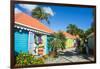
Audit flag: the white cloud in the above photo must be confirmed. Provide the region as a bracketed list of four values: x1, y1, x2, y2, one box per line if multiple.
[43, 7, 54, 16]
[19, 4, 38, 11]
[15, 8, 22, 14]
[15, 4, 55, 16]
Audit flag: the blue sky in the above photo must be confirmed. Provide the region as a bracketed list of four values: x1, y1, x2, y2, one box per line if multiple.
[15, 4, 94, 32]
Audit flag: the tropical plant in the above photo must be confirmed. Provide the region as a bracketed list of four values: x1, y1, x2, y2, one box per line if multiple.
[85, 28, 92, 37]
[15, 52, 44, 66]
[66, 24, 78, 35]
[38, 46, 44, 48]
[77, 28, 84, 40]
[32, 6, 51, 24]
[84, 23, 95, 39]
[16, 52, 34, 66]
[55, 31, 66, 50]
[49, 38, 63, 57]
[49, 32, 66, 57]
[42, 54, 49, 59]
[66, 24, 85, 40]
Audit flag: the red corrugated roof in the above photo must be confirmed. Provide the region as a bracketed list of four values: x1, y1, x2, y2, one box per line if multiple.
[63, 32, 76, 39]
[15, 13, 53, 34]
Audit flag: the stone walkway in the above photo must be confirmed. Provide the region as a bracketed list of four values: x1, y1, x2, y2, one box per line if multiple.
[45, 48, 94, 64]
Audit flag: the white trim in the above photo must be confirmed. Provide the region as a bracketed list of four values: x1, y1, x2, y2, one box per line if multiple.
[15, 21, 51, 35]
[14, 24, 50, 35]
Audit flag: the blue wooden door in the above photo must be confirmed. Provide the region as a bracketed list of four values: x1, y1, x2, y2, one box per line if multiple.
[14, 28, 28, 54]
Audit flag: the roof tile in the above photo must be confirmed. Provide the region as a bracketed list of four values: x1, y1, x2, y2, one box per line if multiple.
[63, 32, 76, 39]
[15, 13, 53, 34]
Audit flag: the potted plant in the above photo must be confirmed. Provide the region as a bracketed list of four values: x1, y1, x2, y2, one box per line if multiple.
[38, 46, 44, 55]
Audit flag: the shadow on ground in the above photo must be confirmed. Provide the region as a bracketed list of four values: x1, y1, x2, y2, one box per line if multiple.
[58, 50, 93, 61]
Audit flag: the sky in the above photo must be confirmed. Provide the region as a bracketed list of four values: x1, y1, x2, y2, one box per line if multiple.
[15, 4, 94, 32]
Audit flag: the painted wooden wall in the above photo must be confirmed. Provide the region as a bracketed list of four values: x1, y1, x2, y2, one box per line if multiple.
[14, 28, 50, 56]
[65, 39, 74, 48]
[14, 28, 28, 53]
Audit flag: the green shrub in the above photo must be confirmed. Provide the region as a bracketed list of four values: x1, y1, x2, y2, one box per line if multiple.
[15, 52, 44, 66]
[42, 55, 49, 59]
[38, 46, 44, 48]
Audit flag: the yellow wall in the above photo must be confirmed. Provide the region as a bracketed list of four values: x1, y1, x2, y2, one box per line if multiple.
[65, 39, 74, 48]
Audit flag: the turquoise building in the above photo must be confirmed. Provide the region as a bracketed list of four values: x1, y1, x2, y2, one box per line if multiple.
[14, 12, 53, 56]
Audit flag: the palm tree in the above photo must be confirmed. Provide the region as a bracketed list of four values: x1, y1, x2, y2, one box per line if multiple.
[56, 31, 66, 50]
[49, 32, 66, 57]
[66, 24, 78, 35]
[49, 38, 63, 57]
[32, 6, 51, 25]
[77, 28, 84, 39]
[66, 24, 85, 41]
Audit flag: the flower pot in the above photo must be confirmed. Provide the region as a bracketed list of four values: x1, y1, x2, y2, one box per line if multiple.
[38, 48, 44, 55]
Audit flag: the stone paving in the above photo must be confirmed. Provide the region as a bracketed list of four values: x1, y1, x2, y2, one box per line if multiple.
[45, 48, 94, 64]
